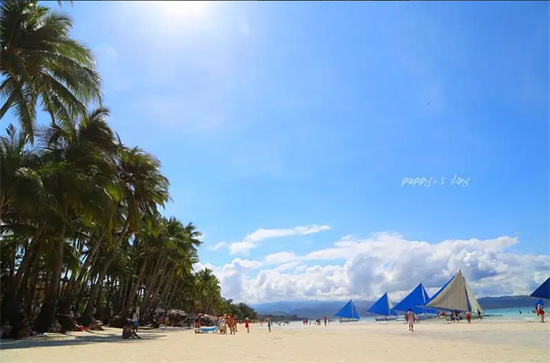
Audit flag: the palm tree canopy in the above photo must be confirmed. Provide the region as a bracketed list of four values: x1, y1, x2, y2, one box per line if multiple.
[0, 0, 102, 139]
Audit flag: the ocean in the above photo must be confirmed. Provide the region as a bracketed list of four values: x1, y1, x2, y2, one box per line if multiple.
[481, 306, 540, 321]
[278, 306, 542, 328]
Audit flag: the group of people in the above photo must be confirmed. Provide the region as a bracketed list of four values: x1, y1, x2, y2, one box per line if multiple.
[301, 316, 329, 326]
[121, 308, 141, 339]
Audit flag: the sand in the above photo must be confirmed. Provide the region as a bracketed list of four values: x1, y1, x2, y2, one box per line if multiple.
[1, 321, 549, 363]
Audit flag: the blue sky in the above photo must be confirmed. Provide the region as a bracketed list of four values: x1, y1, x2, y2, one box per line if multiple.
[3, 1, 549, 302]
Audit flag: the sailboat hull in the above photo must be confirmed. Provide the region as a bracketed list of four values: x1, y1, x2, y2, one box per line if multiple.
[375, 316, 398, 321]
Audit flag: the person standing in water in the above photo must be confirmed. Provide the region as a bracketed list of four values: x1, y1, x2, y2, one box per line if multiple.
[405, 309, 416, 332]
[537, 305, 545, 323]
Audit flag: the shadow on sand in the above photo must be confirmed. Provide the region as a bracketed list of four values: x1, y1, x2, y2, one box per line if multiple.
[0, 330, 166, 350]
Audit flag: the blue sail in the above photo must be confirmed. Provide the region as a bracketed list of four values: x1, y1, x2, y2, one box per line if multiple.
[335, 300, 360, 320]
[393, 283, 438, 315]
[531, 278, 550, 300]
[368, 293, 398, 316]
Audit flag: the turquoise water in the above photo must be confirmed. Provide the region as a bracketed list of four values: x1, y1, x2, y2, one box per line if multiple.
[482, 306, 540, 321]
[282, 307, 542, 328]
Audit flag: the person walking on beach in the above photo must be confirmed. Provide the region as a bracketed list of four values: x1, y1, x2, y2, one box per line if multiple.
[267, 319, 272, 332]
[466, 311, 471, 324]
[477, 309, 482, 320]
[245, 317, 250, 333]
[324, 316, 327, 327]
[132, 308, 139, 332]
[405, 309, 416, 332]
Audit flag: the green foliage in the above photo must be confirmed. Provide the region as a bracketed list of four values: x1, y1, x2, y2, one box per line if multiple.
[0, 0, 235, 338]
[0, 0, 101, 140]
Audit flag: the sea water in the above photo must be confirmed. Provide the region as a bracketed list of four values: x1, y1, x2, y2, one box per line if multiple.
[281, 306, 540, 328]
[482, 306, 540, 322]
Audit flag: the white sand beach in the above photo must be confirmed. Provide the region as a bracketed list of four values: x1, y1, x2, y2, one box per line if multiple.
[1, 321, 549, 363]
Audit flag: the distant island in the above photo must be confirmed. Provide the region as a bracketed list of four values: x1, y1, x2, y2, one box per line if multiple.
[256, 314, 306, 322]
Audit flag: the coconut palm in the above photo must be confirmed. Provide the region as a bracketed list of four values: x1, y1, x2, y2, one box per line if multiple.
[0, 0, 101, 140]
[194, 268, 222, 314]
[0, 1, 256, 338]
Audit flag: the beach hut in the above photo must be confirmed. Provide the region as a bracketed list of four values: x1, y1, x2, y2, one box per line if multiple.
[393, 283, 438, 316]
[334, 299, 360, 322]
[368, 293, 398, 321]
[425, 270, 482, 313]
[530, 278, 550, 300]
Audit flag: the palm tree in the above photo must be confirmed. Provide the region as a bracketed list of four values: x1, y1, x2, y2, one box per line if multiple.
[194, 268, 222, 314]
[0, 0, 102, 140]
[31, 108, 117, 332]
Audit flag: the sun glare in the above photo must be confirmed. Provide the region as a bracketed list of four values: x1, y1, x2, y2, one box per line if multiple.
[155, 1, 210, 20]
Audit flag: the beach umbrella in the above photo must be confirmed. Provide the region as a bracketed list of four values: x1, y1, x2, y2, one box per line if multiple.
[530, 278, 550, 300]
[534, 299, 544, 308]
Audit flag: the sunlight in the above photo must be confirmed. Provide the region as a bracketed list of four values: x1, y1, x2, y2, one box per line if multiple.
[154, 1, 212, 21]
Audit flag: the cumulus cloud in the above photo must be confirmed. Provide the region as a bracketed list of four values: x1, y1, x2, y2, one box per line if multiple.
[265, 252, 299, 265]
[208, 241, 227, 251]
[200, 232, 550, 304]
[211, 224, 331, 256]
[194, 258, 262, 301]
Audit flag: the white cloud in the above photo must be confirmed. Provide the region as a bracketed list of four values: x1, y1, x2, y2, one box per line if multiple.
[194, 258, 262, 302]
[265, 252, 299, 265]
[202, 232, 550, 304]
[228, 241, 256, 255]
[227, 224, 331, 256]
[208, 241, 227, 251]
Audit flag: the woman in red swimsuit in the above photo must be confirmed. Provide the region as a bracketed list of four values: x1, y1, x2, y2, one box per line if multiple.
[245, 317, 250, 333]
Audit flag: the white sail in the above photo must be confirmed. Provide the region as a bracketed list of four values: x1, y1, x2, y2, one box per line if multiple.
[426, 270, 481, 312]
[464, 279, 482, 313]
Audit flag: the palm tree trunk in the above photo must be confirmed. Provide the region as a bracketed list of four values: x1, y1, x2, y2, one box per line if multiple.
[25, 265, 39, 316]
[124, 259, 147, 313]
[3, 224, 45, 338]
[34, 227, 65, 333]
[10, 223, 45, 297]
[85, 252, 114, 316]
[141, 257, 168, 312]
[166, 280, 181, 309]
[148, 265, 174, 312]
[69, 230, 106, 293]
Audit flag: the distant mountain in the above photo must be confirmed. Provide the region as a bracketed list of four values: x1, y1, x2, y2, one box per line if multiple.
[252, 296, 549, 318]
[252, 300, 375, 319]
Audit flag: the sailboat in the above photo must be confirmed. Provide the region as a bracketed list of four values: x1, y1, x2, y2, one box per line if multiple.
[424, 270, 482, 318]
[368, 293, 398, 321]
[334, 299, 360, 322]
[530, 277, 550, 300]
[393, 283, 438, 320]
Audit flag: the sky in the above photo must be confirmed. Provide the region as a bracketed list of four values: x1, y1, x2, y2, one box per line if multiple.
[2, 1, 549, 303]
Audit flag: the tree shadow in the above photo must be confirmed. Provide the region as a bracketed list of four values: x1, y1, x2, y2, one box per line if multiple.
[0, 330, 166, 350]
